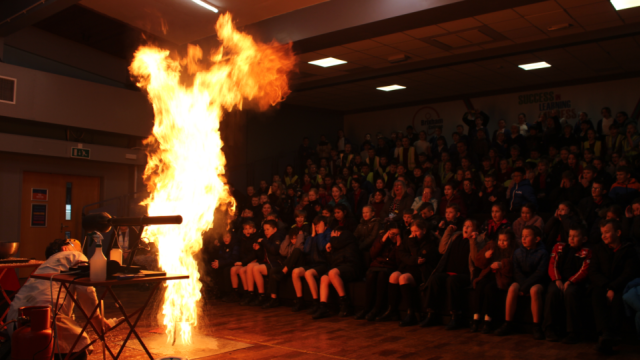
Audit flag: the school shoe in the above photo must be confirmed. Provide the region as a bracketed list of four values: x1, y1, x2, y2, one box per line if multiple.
[493, 322, 514, 336]
[312, 303, 332, 320]
[249, 293, 267, 307]
[354, 309, 370, 320]
[338, 296, 353, 317]
[445, 314, 465, 331]
[240, 292, 256, 306]
[376, 306, 400, 322]
[291, 298, 305, 312]
[307, 299, 320, 315]
[262, 297, 280, 309]
[365, 309, 379, 322]
[419, 312, 442, 328]
[532, 324, 545, 340]
[469, 320, 482, 333]
[545, 328, 560, 342]
[562, 333, 581, 344]
[481, 321, 494, 334]
[399, 309, 419, 327]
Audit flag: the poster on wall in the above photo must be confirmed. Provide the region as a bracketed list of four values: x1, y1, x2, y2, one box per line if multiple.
[31, 204, 47, 227]
[412, 106, 444, 137]
[31, 188, 48, 201]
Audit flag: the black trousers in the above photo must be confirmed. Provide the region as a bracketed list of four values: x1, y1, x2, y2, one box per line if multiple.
[471, 274, 506, 320]
[423, 272, 470, 313]
[543, 282, 585, 335]
[364, 268, 392, 312]
[269, 248, 305, 295]
[592, 284, 625, 339]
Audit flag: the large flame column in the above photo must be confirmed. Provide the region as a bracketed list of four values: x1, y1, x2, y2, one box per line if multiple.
[129, 13, 295, 345]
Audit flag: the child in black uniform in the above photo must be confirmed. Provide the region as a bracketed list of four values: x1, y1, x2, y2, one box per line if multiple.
[389, 220, 441, 326]
[248, 220, 283, 307]
[296, 216, 332, 314]
[263, 228, 306, 309]
[436, 205, 463, 237]
[236, 221, 262, 305]
[313, 227, 362, 319]
[544, 224, 592, 343]
[210, 231, 239, 300]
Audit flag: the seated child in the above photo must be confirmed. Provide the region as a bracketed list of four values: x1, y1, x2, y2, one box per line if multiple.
[544, 201, 582, 251]
[291, 210, 311, 236]
[415, 202, 439, 230]
[544, 224, 592, 343]
[391, 220, 441, 326]
[420, 219, 479, 330]
[262, 228, 306, 309]
[248, 220, 283, 307]
[590, 219, 640, 354]
[355, 223, 399, 321]
[437, 204, 463, 238]
[210, 231, 239, 300]
[494, 225, 549, 340]
[479, 203, 511, 243]
[235, 221, 262, 304]
[471, 229, 515, 333]
[512, 203, 544, 246]
[291, 216, 332, 313]
[312, 227, 362, 319]
[399, 208, 414, 238]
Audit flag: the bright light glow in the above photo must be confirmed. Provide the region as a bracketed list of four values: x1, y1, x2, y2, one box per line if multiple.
[611, 0, 640, 10]
[308, 57, 347, 67]
[192, 0, 219, 12]
[377, 85, 406, 91]
[518, 61, 551, 70]
[130, 13, 295, 345]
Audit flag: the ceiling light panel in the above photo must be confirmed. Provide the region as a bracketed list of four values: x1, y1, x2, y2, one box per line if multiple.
[377, 85, 406, 91]
[192, 0, 219, 13]
[309, 57, 347, 67]
[518, 61, 551, 70]
[611, 0, 640, 10]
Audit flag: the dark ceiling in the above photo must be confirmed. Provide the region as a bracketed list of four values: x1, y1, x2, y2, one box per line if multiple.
[2, 0, 639, 114]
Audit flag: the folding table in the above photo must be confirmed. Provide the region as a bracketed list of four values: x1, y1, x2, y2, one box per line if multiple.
[31, 273, 189, 360]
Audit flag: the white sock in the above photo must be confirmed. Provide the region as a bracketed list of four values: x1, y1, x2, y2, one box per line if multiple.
[473, 313, 479, 320]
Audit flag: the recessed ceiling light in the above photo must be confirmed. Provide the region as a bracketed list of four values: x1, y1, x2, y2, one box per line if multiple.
[192, 0, 219, 13]
[611, 0, 640, 10]
[308, 57, 347, 67]
[377, 85, 406, 91]
[518, 61, 551, 70]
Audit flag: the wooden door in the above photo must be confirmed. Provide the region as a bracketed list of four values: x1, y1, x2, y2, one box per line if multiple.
[20, 172, 100, 276]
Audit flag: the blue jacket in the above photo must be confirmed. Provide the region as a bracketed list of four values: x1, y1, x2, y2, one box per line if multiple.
[303, 228, 331, 267]
[513, 242, 549, 293]
[508, 179, 537, 211]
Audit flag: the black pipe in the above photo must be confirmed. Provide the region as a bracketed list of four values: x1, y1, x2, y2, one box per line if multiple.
[82, 212, 182, 232]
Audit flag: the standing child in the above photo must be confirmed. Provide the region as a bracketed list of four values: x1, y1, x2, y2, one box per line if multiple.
[543, 224, 592, 343]
[494, 225, 549, 340]
[471, 229, 516, 334]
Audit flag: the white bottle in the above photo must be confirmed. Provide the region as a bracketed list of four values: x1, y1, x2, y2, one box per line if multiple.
[90, 243, 107, 282]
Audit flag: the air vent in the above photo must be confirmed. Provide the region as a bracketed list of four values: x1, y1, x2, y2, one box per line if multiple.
[0, 76, 16, 104]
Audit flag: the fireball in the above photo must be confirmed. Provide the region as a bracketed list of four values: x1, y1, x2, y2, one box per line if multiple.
[129, 13, 295, 344]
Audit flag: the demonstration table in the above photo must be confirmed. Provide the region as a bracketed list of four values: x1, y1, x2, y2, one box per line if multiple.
[0, 260, 44, 326]
[31, 273, 189, 360]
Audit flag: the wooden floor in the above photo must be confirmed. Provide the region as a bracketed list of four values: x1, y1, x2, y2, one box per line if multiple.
[84, 286, 640, 360]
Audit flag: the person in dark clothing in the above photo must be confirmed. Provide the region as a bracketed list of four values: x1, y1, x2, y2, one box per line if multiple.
[420, 219, 479, 330]
[549, 171, 583, 206]
[532, 159, 553, 212]
[263, 228, 306, 309]
[237, 221, 263, 305]
[436, 204, 464, 238]
[507, 167, 537, 215]
[312, 227, 362, 319]
[415, 202, 439, 230]
[438, 183, 467, 219]
[248, 220, 283, 307]
[460, 179, 480, 217]
[209, 231, 240, 300]
[387, 220, 441, 326]
[382, 180, 414, 223]
[470, 228, 516, 334]
[348, 175, 369, 220]
[625, 198, 640, 244]
[590, 219, 640, 354]
[355, 223, 400, 321]
[495, 225, 549, 340]
[462, 109, 490, 141]
[578, 179, 612, 245]
[543, 224, 592, 344]
[353, 205, 381, 266]
[479, 203, 511, 243]
[544, 202, 583, 251]
[398, 209, 415, 239]
[478, 174, 505, 215]
[295, 216, 332, 313]
[329, 203, 357, 232]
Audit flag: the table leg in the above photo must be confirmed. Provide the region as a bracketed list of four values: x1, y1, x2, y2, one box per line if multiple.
[108, 282, 161, 360]
[0, 269, 9, 326]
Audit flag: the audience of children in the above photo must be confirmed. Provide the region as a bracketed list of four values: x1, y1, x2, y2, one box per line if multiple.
[208, 112, 640, 354]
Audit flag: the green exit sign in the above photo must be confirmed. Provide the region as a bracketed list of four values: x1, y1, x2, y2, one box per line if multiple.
[71, 147, 91, 159]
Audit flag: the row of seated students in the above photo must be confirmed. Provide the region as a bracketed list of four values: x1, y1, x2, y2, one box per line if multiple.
[208, 194, 640, 355]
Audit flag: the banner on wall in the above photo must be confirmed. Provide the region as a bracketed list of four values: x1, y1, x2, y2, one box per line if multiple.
[517, 90, 576, 120]
[412, 106, 444, 136]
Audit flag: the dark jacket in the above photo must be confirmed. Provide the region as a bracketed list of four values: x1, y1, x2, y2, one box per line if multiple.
[478, 186, 505, 214]
[543, 213, 581, 251]
[480, 218, 511, 243]
[548, 243, 591, 284]
[303, 228, 331, 267]
[513, 242, 549, 293]
[433, 232, 471, 278]
[397, 232, 440, 284]
[327, 231, 361, 269]
[239, 233, 261, 266]
[260, 232, 284, 267]
[369, 235, 398, 269]
[211, 237, 240, 269]
[589, 241, 640, 292]
[347, 189, 370, 220]
[382, 193, 414, 219]
[438, 193, 467, 219]
[578, 196, 612, 230]
[353, 217, 381, 251]
[473, 241, 513, 290]
[508, 179, 537, 211]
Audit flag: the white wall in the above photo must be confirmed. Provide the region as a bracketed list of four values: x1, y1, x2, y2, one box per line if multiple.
[345, 77, 640, 143]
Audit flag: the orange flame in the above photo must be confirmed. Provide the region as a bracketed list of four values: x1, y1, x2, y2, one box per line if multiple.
[129, 13, 295, 344]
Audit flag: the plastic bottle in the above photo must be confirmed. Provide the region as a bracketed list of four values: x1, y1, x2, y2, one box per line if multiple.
[90, 242, 107, 282]
[110, 238, 123, 265]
